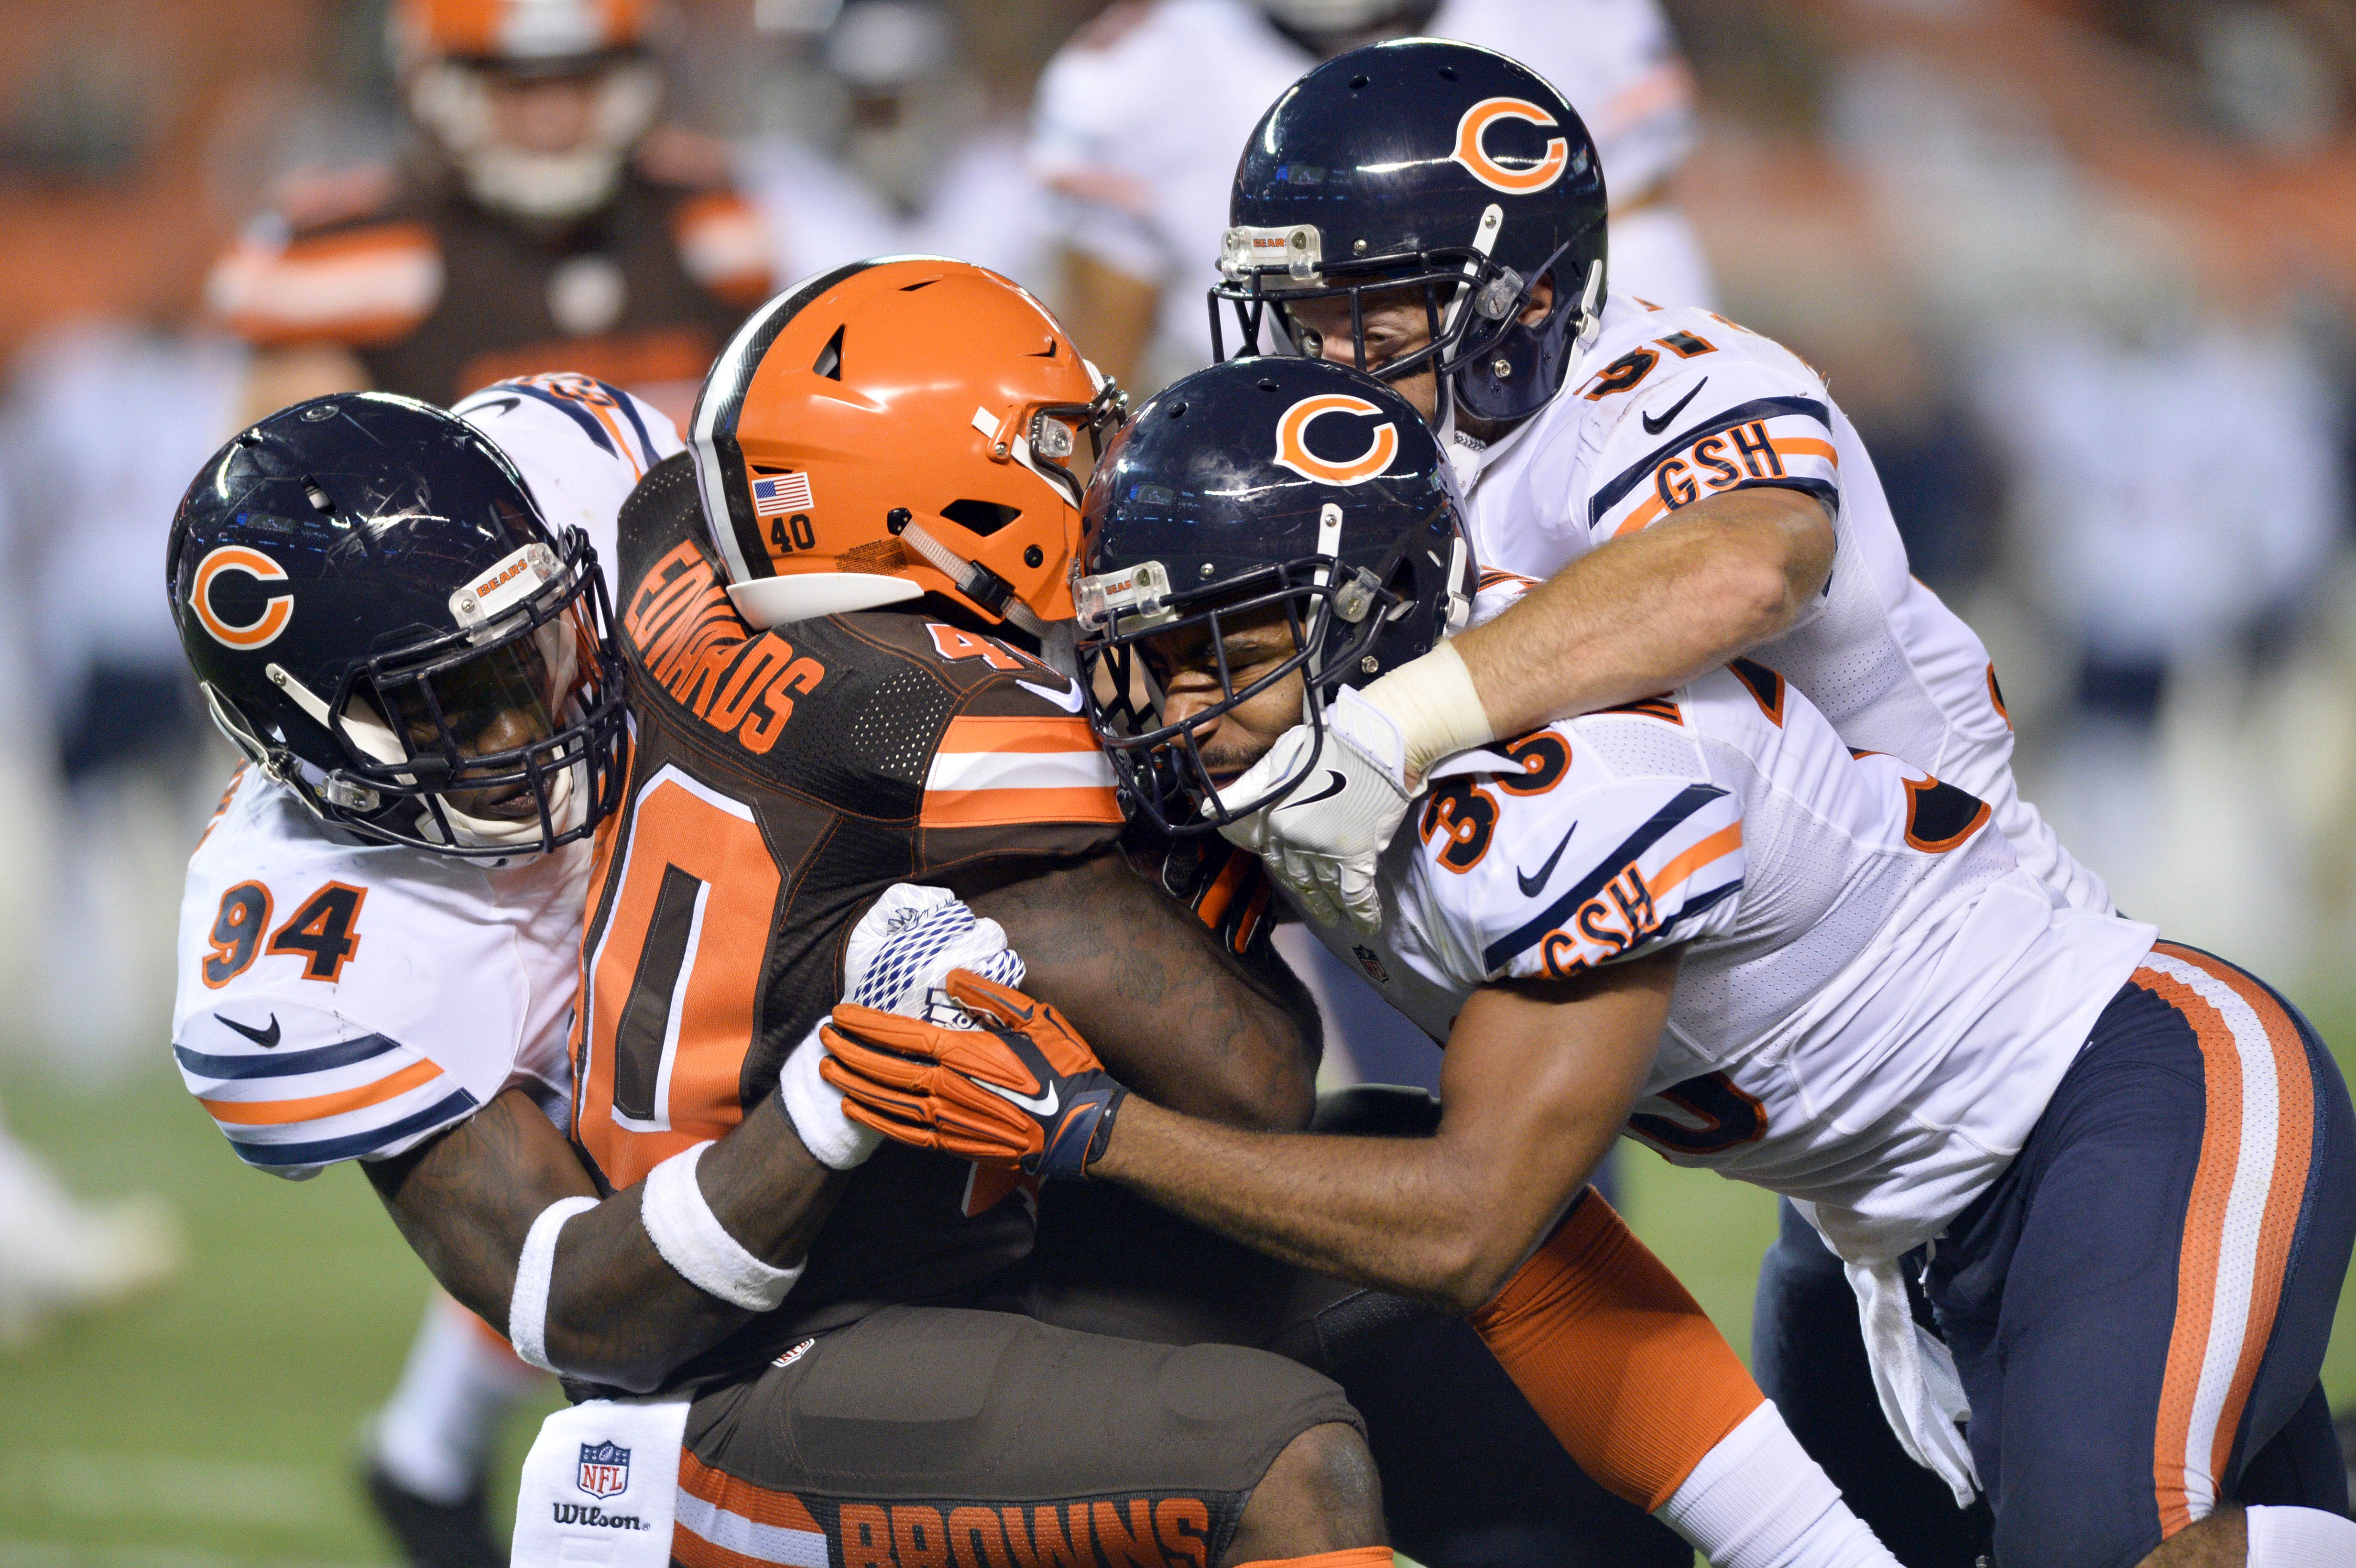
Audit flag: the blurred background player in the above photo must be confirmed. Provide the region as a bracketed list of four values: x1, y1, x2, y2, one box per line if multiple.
[742, 0, 1056, 288]
[1030, 0, 1712, 393]
[207, 0, 774, 425]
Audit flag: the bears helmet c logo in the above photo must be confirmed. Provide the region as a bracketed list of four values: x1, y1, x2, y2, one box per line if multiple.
[191, 545, 293, 650]
[1451, 97, 1570, 195]
[1273, 395, 1399, 487]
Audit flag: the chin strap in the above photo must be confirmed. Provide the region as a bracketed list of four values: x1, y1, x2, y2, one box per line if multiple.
[897, 515, 1055, 641]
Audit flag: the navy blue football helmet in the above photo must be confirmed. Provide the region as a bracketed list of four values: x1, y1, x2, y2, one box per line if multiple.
[1075, 357, 1472, 834]
[167, 392, 626, 858]
[1211, 38, 1607, 427]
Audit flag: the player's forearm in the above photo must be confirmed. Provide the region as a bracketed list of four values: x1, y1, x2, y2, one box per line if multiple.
[1451, 488, 1833, 741]
[543, 1095, 845, 1391]
[369, 1089, 842, 1392]
[1092, 1102, 1584, 1312]
[968, 851, 1318, 1131]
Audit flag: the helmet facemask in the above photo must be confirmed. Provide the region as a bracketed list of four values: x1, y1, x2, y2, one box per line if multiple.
[1077, 547, 1404, 838]
[212, 527, 628, 859]
[1210, 229, 1597, 429]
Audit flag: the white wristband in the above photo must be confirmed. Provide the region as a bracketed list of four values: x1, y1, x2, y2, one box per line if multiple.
[509, 1195, 599, 1375]
[781, 1022, 882, 1170]
[639, 1142, 804, 1313]
[1363, 641, 1495, 786]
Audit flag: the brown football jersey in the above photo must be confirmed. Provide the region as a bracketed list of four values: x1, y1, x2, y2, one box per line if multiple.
[209, 155, 771, 412]
[571, 454, 1125, 1375]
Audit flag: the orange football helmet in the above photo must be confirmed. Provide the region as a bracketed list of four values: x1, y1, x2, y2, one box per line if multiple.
[688, 256, 1124, 633]
[393, 0, 653, 67]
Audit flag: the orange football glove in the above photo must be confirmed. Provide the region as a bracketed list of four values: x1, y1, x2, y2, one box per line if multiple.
[819, 969, 1129, 1179]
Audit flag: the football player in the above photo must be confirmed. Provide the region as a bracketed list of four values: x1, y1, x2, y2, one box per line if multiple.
[1032, 0, 1712, 388]
[208, 0, 772, 423]
[355, 372, 678, 1561]
[1202, 40, 2120, 1560]
[821, 355, 2356, 1568]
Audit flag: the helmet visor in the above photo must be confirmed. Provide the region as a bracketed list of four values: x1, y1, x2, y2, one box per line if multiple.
[319, 529, 628, 856]
[1078, 559, 1392, 836]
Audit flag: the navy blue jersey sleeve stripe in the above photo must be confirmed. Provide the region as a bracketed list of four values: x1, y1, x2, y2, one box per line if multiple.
[511, 382, 618, 457]
[1587, 396, 1831, 525]
[173, 1032, 404, 1080]
[602, 379, 660, 468]
[1482, 783, 1730, 972]
[226, 1088, 480, 1167]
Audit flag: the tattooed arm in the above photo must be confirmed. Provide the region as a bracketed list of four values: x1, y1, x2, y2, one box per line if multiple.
[955, 848, 1319, 1132]
[363, 1088, 845, 1391]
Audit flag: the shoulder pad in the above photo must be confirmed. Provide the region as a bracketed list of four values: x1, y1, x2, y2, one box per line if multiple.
[173, 1002, 478, 1180]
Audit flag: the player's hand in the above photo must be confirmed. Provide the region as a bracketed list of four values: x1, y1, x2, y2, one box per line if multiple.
[820, 970, 1129, 1179]
[1214, 685, 1413, 935]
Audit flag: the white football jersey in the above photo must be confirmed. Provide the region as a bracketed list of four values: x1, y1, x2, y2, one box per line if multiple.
[170, 376, 679, 1179]
[1029, 0, 1710, 369]
[1457, 294, 2113, 915]
[1304, 586, 2158, 1259]
[171, 770, 590, 1178]
[453, 371, 685, 597]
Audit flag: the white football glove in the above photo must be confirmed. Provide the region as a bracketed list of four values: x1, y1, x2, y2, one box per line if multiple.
[1214, 684, 1413, 935]
[782, 884, 1029, 1169]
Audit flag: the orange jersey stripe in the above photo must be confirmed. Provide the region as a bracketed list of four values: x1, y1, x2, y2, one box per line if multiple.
[201, 1056, 442, 1127]
[1773, 437, 1839, 467]
[934, 714, 1102, 754]
[1648, 821, 1743, 899]
[922, 785, 1123, 830]
[677, 1451, 822, 1531]
[1195, 849, 1254, 932]
[1612, 492, 1669, 539]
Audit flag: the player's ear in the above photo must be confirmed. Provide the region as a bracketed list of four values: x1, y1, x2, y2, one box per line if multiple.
[1520, 272, 1557, 327]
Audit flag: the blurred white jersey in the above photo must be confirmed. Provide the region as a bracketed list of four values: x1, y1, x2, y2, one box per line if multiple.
[1031, 0, 1711, 370]
[1459, 294, 2113, 914]
[453, 371, 685, 598]
[1305, 582, 2158, 1258]
[169, 377, 679, 1179]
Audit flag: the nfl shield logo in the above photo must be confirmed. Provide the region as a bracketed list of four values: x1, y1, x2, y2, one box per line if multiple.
[577, 1441, 631, 1499]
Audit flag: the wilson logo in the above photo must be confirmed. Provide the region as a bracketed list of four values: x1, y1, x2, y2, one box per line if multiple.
[191, 545, 294, 650]
[1273, 395, 1398, 487]
[1451, 97, 1570, 194]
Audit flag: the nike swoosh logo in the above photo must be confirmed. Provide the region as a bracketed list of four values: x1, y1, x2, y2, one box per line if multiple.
[469, 396, 522, 418]
[1516, 825, 1578, 897]
[1641, 380, 1706, 436]
[1281, 771, 1350, 810]
[980, 1078, 1059, 1117]
[215, 1013, 282, 1049]
[1016, 677, 1083, 713]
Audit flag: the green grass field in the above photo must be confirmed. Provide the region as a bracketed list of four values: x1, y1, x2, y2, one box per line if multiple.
[3, 993, 2354, 1566]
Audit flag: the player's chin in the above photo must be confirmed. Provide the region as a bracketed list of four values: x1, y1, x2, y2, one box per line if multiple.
[1200, 745, 1273, 791]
